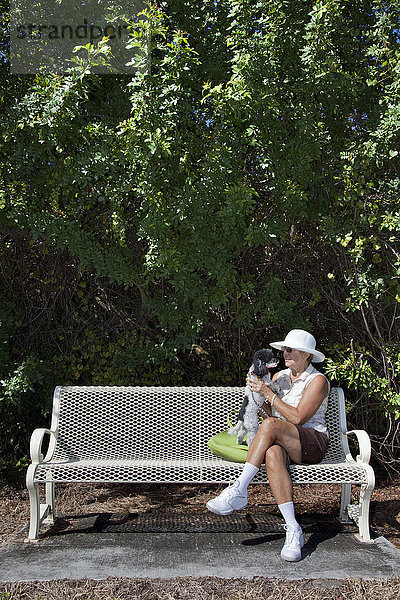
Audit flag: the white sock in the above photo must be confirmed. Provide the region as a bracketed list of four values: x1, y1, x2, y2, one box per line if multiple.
[278, 502, 301, 531]
[235, 462, 259, 493]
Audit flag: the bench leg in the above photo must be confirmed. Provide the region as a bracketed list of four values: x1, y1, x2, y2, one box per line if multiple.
[340, 466, 375, 542]
[26, 466, 40, 542]
[44, 480, 55, 524]
[357, 482, 373, 542]
[357, 464, 375, 542]
[339, 483, 352, 523]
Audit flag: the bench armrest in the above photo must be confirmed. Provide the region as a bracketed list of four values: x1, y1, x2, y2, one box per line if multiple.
[345, 429, 371, 464]
[30, 428, 56, 464]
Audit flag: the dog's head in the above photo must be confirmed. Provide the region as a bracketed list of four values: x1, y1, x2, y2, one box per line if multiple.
[252, 348, 279, 377]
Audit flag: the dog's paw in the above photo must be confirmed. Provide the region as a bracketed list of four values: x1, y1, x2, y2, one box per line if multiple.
[245, 433, 255, 447]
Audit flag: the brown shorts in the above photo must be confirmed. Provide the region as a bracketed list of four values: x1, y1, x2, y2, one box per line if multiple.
[294, 426, 329, 465]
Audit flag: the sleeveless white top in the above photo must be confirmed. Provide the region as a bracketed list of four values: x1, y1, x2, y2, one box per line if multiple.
[272, 365, 330, 436]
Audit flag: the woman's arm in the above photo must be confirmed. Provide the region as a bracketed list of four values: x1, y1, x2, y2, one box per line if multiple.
[247, 374, 328, 426]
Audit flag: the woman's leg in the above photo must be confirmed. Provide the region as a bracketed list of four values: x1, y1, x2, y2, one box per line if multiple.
[263, 436, 304, 562]
[247, 417, 302, 467]
[265, 444, 293, 505]
[206, 418, 302, 515]
[265, 444, 300, 527]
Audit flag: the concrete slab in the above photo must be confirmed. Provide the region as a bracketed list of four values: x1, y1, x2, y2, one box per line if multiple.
[1, 512, 399, 582]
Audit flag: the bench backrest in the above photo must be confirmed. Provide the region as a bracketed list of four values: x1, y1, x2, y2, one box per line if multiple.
[49, 386, 347, 462]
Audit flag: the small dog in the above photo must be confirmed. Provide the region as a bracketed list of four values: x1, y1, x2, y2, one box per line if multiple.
[228, 349, 281, 447]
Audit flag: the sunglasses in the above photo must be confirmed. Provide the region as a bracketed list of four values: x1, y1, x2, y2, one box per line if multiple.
[283, 347, 293, 353]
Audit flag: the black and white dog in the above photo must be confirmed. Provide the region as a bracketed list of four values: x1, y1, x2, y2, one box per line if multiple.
[228, 349, 281, 447]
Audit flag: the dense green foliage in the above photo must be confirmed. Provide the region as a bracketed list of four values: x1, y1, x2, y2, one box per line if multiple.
[0, 0, 399, 479]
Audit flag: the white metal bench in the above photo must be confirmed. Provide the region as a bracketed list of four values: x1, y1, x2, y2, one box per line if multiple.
[26, 386, 375, 542]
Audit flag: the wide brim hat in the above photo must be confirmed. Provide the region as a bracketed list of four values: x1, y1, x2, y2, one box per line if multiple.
[270, 329, 325, 363]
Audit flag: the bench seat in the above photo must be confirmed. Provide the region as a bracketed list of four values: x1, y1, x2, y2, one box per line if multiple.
[32, 458, 369, 484]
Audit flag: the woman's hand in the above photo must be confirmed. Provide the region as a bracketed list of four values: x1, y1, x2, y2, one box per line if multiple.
[246, 374, 268, 397]
[246, 375, 277, 406]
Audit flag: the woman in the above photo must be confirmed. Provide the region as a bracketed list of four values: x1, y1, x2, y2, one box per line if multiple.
[206, 329, 330, 562]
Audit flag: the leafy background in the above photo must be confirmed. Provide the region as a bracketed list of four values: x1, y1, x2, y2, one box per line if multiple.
[0, 0, 399, 481]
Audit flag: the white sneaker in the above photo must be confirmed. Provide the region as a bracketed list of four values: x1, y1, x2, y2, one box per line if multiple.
[280, 525, 304, 562]
[206, 481, 248, 515]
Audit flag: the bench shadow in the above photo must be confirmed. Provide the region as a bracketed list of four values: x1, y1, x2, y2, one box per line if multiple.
[41, 510, 285, 538]
[40, 510, 355, 554]
[41, 512, 135, 538]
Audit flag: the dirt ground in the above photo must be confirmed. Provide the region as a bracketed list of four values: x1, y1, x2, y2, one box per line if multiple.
[0, 480, 399, 599]
[1, 576, 400, 600]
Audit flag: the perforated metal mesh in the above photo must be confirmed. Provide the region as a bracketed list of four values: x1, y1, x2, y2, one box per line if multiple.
[33, 386, 368, 486]
[323, 387, 346, 463]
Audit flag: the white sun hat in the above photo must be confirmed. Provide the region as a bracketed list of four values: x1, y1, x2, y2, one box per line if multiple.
[269, 329, 325, 363]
